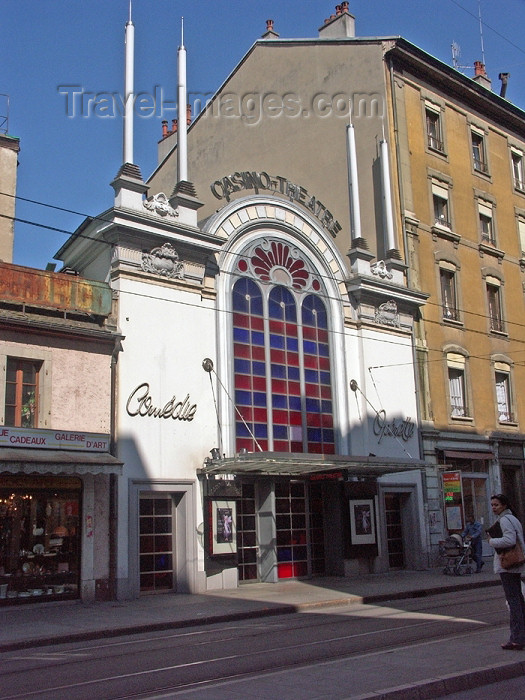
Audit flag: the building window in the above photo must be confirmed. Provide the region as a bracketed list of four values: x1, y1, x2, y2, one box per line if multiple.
[518, 218, 525, 257]
[511, 150, 525, 191]
[471, 130, 488, 174]
[447, 353, 468, 418]
[232, 241, 334, 455]
[4, 358, 40, 427]
[431, 180, 452, 229]
[433, 193, 450, 228]
[495, 366, 513, 422]
[478, 202, 496, 245]
[486, 278, 504, 333]
[440, 266, 459, 321]
[426, 108, 444, 152]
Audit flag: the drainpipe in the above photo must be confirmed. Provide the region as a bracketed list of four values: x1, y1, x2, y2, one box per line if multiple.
[109, 334, 121, 600]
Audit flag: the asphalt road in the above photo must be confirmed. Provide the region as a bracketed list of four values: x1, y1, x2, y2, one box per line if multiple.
[0, 588, 519, 700]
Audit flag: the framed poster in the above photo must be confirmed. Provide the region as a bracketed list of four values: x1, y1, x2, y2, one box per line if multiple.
[211, 500, 237, 555]
[349, 499, 376, 545]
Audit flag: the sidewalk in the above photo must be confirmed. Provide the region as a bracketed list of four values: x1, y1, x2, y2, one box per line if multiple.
[1, 568, 524, 699]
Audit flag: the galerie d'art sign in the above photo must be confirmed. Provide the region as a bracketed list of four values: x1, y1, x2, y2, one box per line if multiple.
[126, 383, 197, 422]
[210, 171, 342, 239]
[373, 410, 414, 444]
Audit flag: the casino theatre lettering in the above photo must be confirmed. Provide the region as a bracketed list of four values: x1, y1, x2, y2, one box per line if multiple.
[126, 383, 197, 422]
[210, 171, 342, 238]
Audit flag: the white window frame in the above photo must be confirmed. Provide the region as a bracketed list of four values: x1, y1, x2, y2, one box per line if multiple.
[486, 275, 504, 333]
[518, 217, 525, 257]
[425, 104, 444, 153]
[511, 148, 525, 191]
[447, 353, 468, 418]
[439, 262, 459, 321]
[471, 127, 489, 174]
[432, 181, 451, 228]
[494, 362, 514, 423]
[478, 201, 495, 245]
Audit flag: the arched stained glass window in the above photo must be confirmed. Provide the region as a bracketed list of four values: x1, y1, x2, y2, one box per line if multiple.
[232, 241, 335, 455]
[233, 279, 268, 451]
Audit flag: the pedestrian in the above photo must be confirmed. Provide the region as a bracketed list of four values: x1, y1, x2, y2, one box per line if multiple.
[461, 511, 484, 573]
[487, 493, 525, 650]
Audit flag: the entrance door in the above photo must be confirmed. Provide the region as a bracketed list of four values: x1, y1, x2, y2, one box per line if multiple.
[384, 493, 404, 569]
[139, 493, 176, 593]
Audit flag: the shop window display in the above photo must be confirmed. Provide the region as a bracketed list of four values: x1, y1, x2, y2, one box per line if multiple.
[0, 476, 81, 603]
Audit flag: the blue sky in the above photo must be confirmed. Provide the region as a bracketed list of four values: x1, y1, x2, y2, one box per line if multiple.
[3, 0, 525, 270]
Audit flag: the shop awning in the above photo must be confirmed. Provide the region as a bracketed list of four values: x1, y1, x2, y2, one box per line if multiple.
[199, 452, 425, 478]
[0, 448, 122, 476]
[443, 450, 494, 460]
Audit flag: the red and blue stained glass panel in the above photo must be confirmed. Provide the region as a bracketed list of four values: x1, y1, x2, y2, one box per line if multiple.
[233, 279, 268, 451]
[232, 279, 334, 454]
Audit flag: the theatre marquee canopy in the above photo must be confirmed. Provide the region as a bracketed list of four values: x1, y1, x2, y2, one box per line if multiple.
[199, 452, 425, 478]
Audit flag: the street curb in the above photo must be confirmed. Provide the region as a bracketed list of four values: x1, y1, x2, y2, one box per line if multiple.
[0, 578, 501, 653]
[350, 659, 525, 699]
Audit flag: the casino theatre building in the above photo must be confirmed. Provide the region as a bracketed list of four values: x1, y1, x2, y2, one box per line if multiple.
[56, 6, 433, 598]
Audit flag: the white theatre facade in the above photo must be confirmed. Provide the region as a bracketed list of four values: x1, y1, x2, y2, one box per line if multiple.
[55, 8, 430, 599]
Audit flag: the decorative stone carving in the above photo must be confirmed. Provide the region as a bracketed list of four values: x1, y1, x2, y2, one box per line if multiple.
[143, 192, 178, 218]
[375, 300, 400, 327]
[141, 243, 184, 279]
[371, 260, 393, 280]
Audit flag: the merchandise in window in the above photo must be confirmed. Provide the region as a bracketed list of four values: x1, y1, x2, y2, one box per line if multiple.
[0, 477, 81, 603]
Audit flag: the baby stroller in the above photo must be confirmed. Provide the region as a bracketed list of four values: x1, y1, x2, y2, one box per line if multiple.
[439, 534, 473, 575]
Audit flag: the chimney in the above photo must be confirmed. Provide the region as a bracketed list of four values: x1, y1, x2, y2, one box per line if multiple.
[319, 2, 355, 38]
[499, 72, 510, 99]
[186, 104, 191, 126]
[261, 19, 279, 40]
[473, 60, 492, 90]
[0, 133, 20, 263]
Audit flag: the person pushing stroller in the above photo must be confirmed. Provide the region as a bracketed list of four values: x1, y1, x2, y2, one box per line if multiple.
[461, 511, 484, 573]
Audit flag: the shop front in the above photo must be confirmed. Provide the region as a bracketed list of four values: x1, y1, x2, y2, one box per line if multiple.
[0, 428, 122, 605]
[0, 475, 81, 602]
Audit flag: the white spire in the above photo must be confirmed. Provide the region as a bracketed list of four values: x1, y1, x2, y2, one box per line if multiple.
[123, 1, 134, 165]
[177, 17, 188, 183]
[346, 122, 362, 241]
[380, 138, 396, 253]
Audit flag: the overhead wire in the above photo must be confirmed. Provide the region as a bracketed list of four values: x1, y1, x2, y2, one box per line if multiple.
[3, 192, 525, 370]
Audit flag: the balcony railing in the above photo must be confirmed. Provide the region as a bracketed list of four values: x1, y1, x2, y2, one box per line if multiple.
[490, 317, 505, 333]
[443, 305, 459, 321]
[0, 262, 112, 317]
[473, 158, 489, 174]
[427, 135, 445, 152]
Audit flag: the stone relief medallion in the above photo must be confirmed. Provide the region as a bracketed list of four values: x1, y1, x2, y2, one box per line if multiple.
[375, 299, 400, 327]
[141, 242, 184, 279]
[371, 260, 393, 280]
[143, 192, 179, 218]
